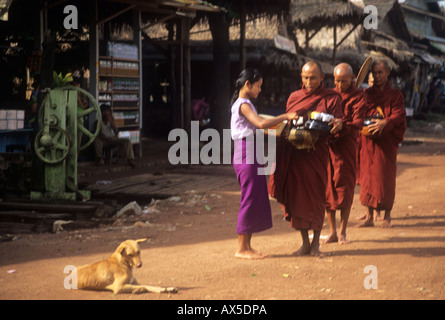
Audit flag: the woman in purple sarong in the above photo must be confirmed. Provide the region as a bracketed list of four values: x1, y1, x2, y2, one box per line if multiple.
[230, 69, 298, 259]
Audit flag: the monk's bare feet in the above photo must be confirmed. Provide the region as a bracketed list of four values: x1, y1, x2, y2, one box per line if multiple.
[322, 233, 338, 244]
[235, 249, 265, 260]
[356, 213, 367, 220]
[356, 218, 374, 228]
[292, 243, 311, 256]
[381, 219, 392, 228]
[338, 234, 350, 244]
[374, 213, 384, 221]
[310, 243, 322, 256]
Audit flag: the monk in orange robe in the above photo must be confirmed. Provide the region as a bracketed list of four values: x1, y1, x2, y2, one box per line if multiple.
[268, 61, 343, 256]
[357, 59, 406, 228]
[325, 63, 366, 244]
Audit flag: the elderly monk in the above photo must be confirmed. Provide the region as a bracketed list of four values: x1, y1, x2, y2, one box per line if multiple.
[324, 63, 366, 244]
[357, 59, 406, 228]
[268, 61, 343, 256]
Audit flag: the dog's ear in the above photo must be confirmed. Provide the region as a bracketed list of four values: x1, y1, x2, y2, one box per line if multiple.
[116, 242, 129, 255]
[136, 238, 148, 244]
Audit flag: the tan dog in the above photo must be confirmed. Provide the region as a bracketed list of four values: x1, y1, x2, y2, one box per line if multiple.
[76, 238, 177, 294]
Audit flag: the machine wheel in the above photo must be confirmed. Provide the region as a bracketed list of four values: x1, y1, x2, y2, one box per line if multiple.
[63, 86, 102, 152]
[34, 126, 71, 164]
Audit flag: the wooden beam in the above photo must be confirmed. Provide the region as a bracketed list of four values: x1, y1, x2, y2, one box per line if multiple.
[41, 0, 68, 11]
[0, 202, 97, 213]
[97, 4, 136, 25]
[336, 23, 360, 49]
[332, 22, 360, 65]
[140, 14, 176, 31]
[104, 0, 158, 9]
[401, 3, 445, 22]
[141, 30, 168, 56]
[305, 26, 322, 49]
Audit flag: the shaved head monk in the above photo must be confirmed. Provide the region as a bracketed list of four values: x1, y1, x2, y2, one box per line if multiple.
[325, 63, 366, 244]
[357, 59, 406, 228]
[268, 61, 343, 256]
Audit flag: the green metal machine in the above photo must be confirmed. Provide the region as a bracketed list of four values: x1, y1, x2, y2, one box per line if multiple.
[31, 86, 101, 201]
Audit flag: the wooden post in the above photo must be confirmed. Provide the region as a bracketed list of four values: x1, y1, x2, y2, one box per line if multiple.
[410, 62, 420, 112]
[168, 22, 178, 130]
[239, 0, 246, 71]
[332, 23, 337, 65]
[133, 9, 143, 156]
[183, 17, 192, 135]
[171, 19, 184, 130]
[88, 0, 98, 130]
[178, 19, 184, 130]
[208, 12, 231, 134]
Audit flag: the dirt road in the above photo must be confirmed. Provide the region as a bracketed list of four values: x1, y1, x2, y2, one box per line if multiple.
[0, 129, 445, 301]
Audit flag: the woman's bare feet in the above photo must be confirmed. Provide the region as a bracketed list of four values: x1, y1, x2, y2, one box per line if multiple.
[236, 234, 267, 259]
[235, 249, 266, 260]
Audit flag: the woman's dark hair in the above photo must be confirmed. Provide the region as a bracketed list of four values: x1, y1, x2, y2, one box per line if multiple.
[231, 68, 262, 105]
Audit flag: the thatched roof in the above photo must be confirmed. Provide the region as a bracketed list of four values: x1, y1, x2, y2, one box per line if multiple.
[290, 0, 363, 30]
[202, 0, 290, 20]
[144, 15, 279, 42]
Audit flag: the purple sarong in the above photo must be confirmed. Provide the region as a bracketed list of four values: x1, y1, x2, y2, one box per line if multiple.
[233, 137, 273, 235]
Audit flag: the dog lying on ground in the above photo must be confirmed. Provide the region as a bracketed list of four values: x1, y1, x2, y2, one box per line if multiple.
[76, 238, 178, 294]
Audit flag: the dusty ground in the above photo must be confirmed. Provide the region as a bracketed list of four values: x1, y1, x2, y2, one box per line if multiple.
[1, 123, 445, 301]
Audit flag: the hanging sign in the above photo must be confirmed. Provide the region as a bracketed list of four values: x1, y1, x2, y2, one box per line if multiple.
[274, 35, 297, 54]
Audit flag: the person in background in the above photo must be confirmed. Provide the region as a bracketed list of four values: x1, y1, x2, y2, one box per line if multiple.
[28, 78, 40, 129]
[94, 104, 135, 168]
[73, 75, 88, 148]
